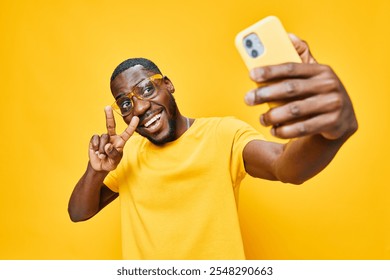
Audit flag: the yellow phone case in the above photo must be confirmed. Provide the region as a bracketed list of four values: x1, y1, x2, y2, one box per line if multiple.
[235, 16, 302, 109]
[235, 15, 301, 70]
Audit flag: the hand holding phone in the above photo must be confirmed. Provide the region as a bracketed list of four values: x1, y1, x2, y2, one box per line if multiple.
[235, 16, 357, 140]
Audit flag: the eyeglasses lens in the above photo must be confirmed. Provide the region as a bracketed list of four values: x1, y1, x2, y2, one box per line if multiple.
[115, 76, 161, 116]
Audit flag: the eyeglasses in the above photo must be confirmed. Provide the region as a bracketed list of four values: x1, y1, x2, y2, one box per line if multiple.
[112, 74, 164, 117]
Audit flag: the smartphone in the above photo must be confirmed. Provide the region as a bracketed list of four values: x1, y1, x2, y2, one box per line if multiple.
[235, 16, 301, 107]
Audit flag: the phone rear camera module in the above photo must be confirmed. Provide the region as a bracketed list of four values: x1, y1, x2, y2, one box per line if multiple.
[245, 39, 253, 48]
[251, 49, 259, 58]
[243, 33, 264, 59]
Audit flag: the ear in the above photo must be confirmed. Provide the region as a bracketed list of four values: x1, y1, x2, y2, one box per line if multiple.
[163, 76, 175, 94]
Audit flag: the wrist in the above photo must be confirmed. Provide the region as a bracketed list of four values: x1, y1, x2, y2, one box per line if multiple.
[87, 161, 109, 178]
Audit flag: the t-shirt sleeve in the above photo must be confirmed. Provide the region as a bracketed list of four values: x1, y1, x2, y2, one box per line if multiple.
[223, 117, 265, 188]
[103, 169, 120, 193]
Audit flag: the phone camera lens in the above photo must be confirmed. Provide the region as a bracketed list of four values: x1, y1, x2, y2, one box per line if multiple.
[245, 39, 253, 48]
[251, 49, 258, 58]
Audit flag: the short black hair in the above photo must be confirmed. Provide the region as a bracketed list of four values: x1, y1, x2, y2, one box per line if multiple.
[110, 58, 162, 82]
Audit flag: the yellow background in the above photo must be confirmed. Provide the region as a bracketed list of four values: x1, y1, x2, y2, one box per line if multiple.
[0, 0, 389, 259]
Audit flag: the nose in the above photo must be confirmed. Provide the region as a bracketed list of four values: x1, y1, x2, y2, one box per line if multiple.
[131, 96, 151, 116]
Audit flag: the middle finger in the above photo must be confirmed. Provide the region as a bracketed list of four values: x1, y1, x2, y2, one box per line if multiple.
[261, 92, 342, 126]
[246, 77, 335, 106]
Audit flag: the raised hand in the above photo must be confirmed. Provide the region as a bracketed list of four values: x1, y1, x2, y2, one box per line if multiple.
[244, 34, 358, 140]
[89, 106, 139, 171]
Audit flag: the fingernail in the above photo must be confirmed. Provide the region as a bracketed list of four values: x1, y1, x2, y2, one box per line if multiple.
[288, 33, 299, 41]
[244, 92, 255, 105]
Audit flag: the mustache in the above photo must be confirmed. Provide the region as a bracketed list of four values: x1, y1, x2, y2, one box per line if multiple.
[137, 109, 162, 125]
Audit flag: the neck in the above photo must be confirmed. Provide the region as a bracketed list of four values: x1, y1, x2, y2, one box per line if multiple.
[175, 115, 191, 139]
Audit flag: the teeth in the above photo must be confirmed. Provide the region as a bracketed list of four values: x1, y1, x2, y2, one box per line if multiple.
[144, 113, 161, 128]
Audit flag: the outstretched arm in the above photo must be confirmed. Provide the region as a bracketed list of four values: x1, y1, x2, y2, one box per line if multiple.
[68, 107, 139, 222]
[243, 35, 358, 184]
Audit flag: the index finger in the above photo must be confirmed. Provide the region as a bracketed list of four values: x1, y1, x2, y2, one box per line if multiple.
[119, 116, 139, 144]
[250, 63, 325, 83]
[105, 106, 116, 136]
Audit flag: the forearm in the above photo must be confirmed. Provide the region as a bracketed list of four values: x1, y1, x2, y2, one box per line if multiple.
[68, 162, 109, 222]
[274, 132, 353, 184]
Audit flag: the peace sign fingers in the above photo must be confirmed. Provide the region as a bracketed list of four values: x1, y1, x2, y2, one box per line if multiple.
[105, 106, 117, 136]
[105, 105, 139, 150]
[119, 116, 139, 145]
[88, 107, 139, 172]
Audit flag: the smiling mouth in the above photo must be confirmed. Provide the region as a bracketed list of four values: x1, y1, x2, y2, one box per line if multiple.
[143, 113, 162, 128]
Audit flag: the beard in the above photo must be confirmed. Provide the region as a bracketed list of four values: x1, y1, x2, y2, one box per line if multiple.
[138, 95, 179, 146]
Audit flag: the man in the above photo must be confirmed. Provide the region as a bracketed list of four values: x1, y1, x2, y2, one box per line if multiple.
[68, 34, 357, 259]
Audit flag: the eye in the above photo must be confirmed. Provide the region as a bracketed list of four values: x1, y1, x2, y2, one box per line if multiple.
[141, 85, 155, 98]
[118, 98, 132, 112]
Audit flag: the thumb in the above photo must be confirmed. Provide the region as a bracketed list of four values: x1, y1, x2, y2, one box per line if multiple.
[288, 33, 317, 64]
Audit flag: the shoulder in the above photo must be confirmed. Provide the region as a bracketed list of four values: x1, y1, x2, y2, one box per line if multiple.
[122, 133, 148, 154]
[208, 116, 257, 134]
[193, 116, 264, 142]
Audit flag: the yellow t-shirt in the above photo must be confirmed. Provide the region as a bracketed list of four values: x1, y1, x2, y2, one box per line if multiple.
[104, 117, 265, 259]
